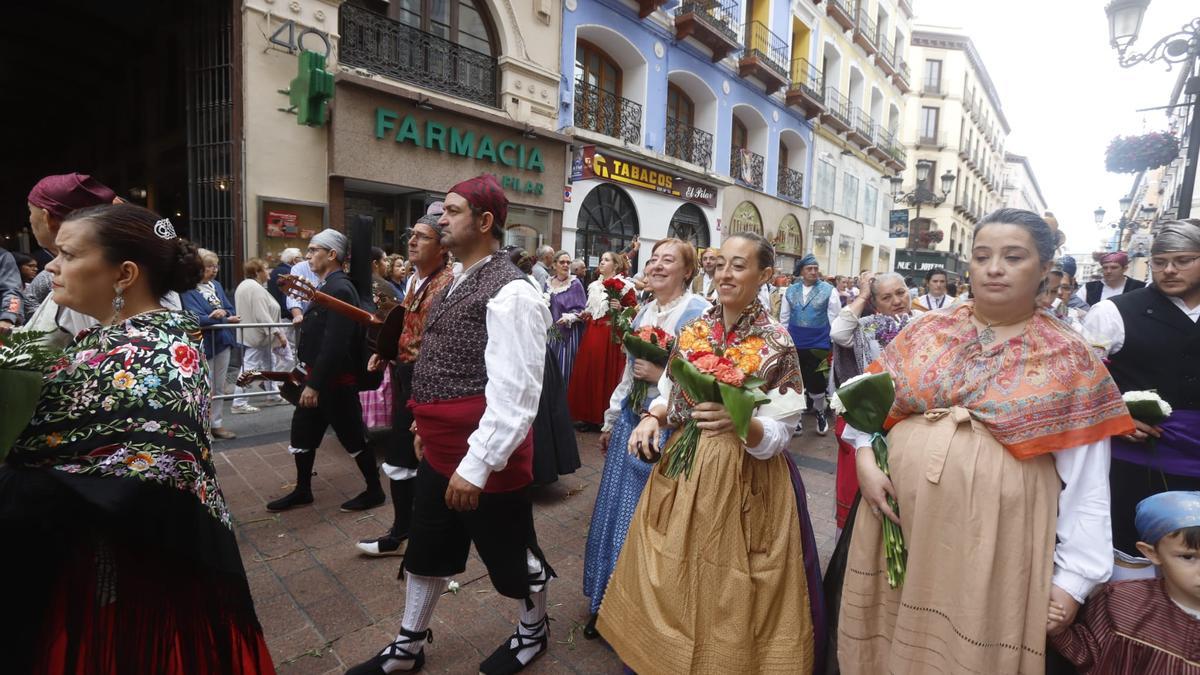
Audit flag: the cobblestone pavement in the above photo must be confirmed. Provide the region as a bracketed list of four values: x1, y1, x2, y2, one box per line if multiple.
[216, 416, 839, 674]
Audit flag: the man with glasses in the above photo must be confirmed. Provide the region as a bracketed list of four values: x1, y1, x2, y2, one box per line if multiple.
[1082, 219, 1200, 579]
[267, 228, 385, 513]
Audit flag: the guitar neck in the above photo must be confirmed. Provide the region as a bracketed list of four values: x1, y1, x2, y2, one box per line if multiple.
[247, 371, 302, 384]
[309, 291, 377, 326]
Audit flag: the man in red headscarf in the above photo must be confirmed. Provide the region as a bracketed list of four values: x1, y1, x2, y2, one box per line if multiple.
[349, 175, 556, 675]
[1077, 250, 1146, 306]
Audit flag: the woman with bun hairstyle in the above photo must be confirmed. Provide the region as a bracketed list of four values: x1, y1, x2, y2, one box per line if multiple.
[0, 204, 275, 673]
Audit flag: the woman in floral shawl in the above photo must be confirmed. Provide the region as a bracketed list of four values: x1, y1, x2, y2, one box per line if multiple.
[838, 209, 1134, 675]
[598, 232, 825, 674]
[0, 204, 273, 674]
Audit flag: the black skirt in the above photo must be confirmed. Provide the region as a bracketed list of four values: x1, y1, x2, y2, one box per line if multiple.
[531, 348, 581, 485]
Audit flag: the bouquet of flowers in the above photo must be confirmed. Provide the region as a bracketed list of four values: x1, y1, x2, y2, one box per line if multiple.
[830, 371, 907, 588]
[602, 277, 639, 343]
[622, 325, 674, 412]
[0, 331, 61, 460]
[659, 350, 770, 479]
[1123, 390, 1172, 425]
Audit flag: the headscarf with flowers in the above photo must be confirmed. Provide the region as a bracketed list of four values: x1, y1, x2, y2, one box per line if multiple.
[666, 300, 803, 427]
[11, 310, 229, 526]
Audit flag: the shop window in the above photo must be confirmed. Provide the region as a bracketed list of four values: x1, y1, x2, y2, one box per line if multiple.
[504, 206, 552, 254]
[576, 184, 639, 266]
[667, 203, 710, 249]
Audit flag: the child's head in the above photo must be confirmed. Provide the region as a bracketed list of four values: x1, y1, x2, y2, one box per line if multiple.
[1134, 492, 1200, 609]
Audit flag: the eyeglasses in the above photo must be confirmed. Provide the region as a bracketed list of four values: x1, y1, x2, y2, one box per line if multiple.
[307, 246, 329, 254]
[1148, 255, 1200, 272]
[409, 232, 439, 243]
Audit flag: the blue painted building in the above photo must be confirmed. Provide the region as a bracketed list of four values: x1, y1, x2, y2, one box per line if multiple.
[559, 0, 818, 273]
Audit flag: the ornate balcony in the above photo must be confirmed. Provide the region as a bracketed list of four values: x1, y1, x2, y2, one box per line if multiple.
[893, 60, 911, 94]
[739, 21, 790, 94]
[847, 107, 874, 148]
[664, 116, 714, 169]
[921, 81, 946, 98]
[573, 79, 642, 144]
[875, 41, 896, 76]
[778, 166, 804, 203]
[915, 130, 946, 150]
[675, 1, 741, 63]
[821, 87, 853, 134]
[731, 146, 765, 190]
[868, 125, 892, 162]
[885, 140, 906, 172]
[785, 58, 825, 119]
[826, 0, 855, 32]
[339, 4, 498, 108]
[852, 3, 877, 55]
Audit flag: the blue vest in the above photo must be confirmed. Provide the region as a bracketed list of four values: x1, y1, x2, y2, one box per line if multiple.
[785, 281, 834, 350]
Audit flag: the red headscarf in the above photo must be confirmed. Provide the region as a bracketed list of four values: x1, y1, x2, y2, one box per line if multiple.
[447, 174, 507, 229]
[27, 173, 116, 220]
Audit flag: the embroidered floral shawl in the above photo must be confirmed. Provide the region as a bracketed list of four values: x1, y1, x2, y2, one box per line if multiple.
[666, 301, 803, 426]
[870, 302, 1134, 459]
[11, 311, 230, 526]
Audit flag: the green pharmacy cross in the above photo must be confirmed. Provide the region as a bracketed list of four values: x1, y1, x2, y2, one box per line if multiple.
[287, 50, 334, 127]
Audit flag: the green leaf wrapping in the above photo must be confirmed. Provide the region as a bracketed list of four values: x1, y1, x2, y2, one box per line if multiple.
[810, 349, 831, 375]
[623, 333, 671, 365]
[1126, 400, 1169, 426]
[0, 369, 43, 461]
[836, 372, 895, 433]
[718, 379, 771, 442]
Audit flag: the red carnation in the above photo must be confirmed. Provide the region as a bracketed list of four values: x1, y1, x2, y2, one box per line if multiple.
[602, 277, 625, 293]
[621, 289, 638, 307]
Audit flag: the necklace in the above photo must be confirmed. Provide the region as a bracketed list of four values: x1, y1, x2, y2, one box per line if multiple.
[971, 309, 1032, 345]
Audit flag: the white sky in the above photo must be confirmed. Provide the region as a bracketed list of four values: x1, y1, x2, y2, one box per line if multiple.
[911, 0, 1194, 253]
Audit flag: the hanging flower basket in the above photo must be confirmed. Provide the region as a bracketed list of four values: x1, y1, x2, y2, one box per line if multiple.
[1105, 132, 1180, 173]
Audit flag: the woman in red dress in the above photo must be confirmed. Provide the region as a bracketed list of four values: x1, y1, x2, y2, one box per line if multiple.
[567, 251, 633, 429]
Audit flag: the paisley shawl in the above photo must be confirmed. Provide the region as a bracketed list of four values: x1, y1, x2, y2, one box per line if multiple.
[666, 300, 803, 427]
[870, 302, 1134, 459]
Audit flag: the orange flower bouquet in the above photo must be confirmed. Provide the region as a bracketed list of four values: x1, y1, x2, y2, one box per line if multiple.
[659, 349, 770, 479]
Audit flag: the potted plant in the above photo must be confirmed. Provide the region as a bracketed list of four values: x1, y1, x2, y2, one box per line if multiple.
[1105, 132, 1180, 173]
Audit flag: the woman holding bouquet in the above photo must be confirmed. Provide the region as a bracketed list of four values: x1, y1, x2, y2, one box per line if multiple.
[837, 209, 1134, 675]
[828, 271, 912, 530]
[0, 204, 273, 673]
[581, 238, 708, 637]
[567, 251, 634, 429]
[599, 232, 825, 674]
[547, 250, 587, 383]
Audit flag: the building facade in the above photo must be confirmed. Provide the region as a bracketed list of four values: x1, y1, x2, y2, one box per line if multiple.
[895, 26, 1010, 279]
[240, 0, 570, 266]
[1002, 153, 1047, 214]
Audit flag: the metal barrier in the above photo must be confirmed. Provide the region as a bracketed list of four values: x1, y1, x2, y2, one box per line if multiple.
[199, 321, 297, 401]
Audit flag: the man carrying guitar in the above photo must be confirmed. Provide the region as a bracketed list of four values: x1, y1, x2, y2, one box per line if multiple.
[356, 207, 455, 557]
[266, 228, 385, 513]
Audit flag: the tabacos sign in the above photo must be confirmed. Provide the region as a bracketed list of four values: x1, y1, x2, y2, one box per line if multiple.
[575, 146, 717, 207]
[374, 108, 544, 195]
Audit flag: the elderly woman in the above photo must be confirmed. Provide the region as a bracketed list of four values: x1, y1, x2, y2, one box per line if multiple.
[547, 250, 587, 383]
[838, 209, 1134, 675]
[0, 204, 273, 673]
[828, 271, 913, 530]
[232, 257, 288, 412]
[181, 248, 241, 439]
[581, 238, 710, 637]
[566, 251, 635, 429]
[599, 232, 825, 674]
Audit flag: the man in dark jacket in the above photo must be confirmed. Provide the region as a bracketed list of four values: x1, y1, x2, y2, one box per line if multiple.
[0, 247, 24, 333]
[267, 229, 384, 512]
[1078, 251, 1146, 306]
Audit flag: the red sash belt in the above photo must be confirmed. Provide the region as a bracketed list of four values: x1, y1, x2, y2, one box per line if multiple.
[409, 394, 533, 493]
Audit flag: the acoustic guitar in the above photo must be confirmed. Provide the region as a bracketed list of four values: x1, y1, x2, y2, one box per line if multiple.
[236, 369, 305, 406]
[278, 274, 406, 361]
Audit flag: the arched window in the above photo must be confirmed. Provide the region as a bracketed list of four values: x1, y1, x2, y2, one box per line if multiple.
[575, 40, 621, 94]
[727, 200, 763, 236]
[355, 0, 498, 55]
[775, 214, 803, 255]
[576, 184, 639, 264]
[667, 83, 695, 126]
[667, 203, 710, 249]
[575, 40, 624, 138]
[731, 116, 749, 155]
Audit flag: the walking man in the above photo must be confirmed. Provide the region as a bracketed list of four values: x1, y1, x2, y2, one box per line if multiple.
[266, 228, 384, 512]
[781, 253, 840, 436]
[350, 175, 554, 675]
[356, 209, 454, 556]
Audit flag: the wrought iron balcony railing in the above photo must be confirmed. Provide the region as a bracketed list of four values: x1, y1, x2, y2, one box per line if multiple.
[853, 2, 877, 50]
[731, 146, 765, 190]
[573, 79, 642, 144]
[664, 116, 714, 168]
[853, 108, 875, 144]
[778, 166, 804, 203]
[789, 58, 824, 101]
[824, 86, 853, 130]
[339, 3, 498, 108]
[676, 0, 739, 45]
[741, 21, 790, 79]
[922, 81, 944, 96]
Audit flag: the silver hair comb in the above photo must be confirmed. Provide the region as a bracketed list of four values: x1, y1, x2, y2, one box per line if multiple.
[154, 218, 177, 240]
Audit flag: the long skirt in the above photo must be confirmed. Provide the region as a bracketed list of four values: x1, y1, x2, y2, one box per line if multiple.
[531, 349, 581, 485]
[549, 322, 584, 384]
[582, 403, 663, 614]
[834, 416, 858, 529]
[567, 317, 626, 425]
[837, 407, 1061, 675]
[598, 429, 815, 674]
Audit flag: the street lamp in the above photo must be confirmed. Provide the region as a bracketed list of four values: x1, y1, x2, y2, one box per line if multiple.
[889, 160, 957, 238]
[1096, 197, 1158, 253]
[1104, 3, 1200, 217]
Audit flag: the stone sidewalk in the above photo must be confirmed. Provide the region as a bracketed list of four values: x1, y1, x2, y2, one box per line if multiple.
[216, 423, 840, 674]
